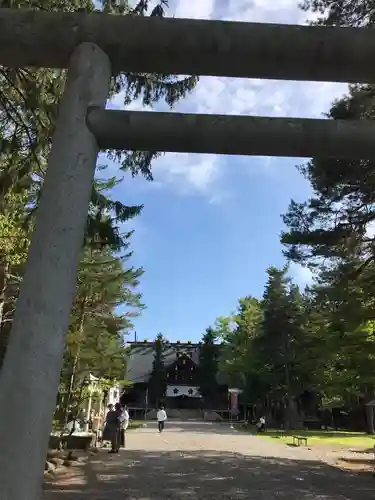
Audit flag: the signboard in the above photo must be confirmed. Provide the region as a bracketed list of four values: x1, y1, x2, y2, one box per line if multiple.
[228, 388, 242, 413]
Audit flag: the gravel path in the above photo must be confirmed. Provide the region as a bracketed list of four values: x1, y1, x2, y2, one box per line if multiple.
[44, 421, 374, 499]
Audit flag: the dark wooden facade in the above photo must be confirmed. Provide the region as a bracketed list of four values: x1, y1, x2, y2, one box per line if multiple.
[166, 352, 198, 385]
[123, 341, 229, 411]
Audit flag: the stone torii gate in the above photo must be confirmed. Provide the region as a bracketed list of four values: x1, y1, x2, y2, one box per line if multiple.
[0, 7, 373, 500]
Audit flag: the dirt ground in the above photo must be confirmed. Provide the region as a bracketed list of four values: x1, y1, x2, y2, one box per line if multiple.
[43, 421, 375, 499]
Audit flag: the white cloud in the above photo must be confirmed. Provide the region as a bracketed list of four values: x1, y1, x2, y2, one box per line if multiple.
[289, 262, 314, 288]
[224, 0, 309, 23]
[366, 220, 375, 237]
[153, 153, 221, 196]
[190, 77, 345, 118]
[109, 0, 349, 200]
[174, 0, 215, 19]
[109, 95, 147, 111]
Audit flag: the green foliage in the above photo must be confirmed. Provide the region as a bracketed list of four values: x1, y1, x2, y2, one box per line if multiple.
[279, 54, 375, 430]
[197, 327, 219, 405]
[206, 258, 375, 431]
[0, 190, 30, 266]
[280, 85, 375, 389]
[60, 237, 144, 404]
[258, 269, 306, 395]
[0, 1, 198, 381]
[148, 333, 167, 405]
[0, 0, 198, 198]
[214, 269, 335, 426]
[281, 84, 375, 269]
[300, 0, 375, 27]
[217, 298, 262, 396]
[0, 189, 32, 366]
[86, 172, 142, 249]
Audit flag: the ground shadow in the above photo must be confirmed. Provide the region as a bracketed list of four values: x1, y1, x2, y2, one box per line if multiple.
[264, 430, 375, 440]
[43, 449, 374, 499]
[341, 457, 374, 465]
[360, 448, 375, 454]
[139, 421, 252, 436]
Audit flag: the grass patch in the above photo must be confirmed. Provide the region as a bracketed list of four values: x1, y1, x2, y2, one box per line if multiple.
[128, 420, 144, 430]
[244, 426, 375, 449]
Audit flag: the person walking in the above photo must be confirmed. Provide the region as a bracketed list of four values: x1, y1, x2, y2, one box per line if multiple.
[101, 404, 113, 446]
[156, 405, 167, 433]
[119, 404, 129, 448]
[256, 415, 266, 433]
[103, 403, 122, 453]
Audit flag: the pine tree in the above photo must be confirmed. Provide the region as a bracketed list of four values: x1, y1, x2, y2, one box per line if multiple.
[281, 85, 375, 270]
[197, 327, 219, 407]
[59, 230, 144, 416]
[0, 190, 31, 366]
[280, 81, 375, 432]
[300, 0, 375, 28]
[309, 264, 375, 433]
[0, 0, 198, 198]
[254, 267, 308, 429]
[0, 173, 142, 371]
[0, 1, 199, 367]
[148, 333, 167, 406]
[218, 298, 263, 400]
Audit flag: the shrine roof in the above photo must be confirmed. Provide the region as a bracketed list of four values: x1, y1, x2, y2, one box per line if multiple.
[125, 341, 226, 384]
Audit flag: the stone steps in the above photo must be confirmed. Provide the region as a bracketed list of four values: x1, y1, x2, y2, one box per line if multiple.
[146, 408, 203, 420]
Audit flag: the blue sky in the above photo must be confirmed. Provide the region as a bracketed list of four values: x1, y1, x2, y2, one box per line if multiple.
[103, 0, 348, 343]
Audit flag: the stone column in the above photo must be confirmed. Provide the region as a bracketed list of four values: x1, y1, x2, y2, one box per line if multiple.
[0, 43, 111, 500]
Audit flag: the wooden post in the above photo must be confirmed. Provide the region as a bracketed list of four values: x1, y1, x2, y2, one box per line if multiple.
[0, 43, 111, 500]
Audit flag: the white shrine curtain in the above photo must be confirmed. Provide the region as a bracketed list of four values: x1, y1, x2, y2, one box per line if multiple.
[166, 385, 201, 398]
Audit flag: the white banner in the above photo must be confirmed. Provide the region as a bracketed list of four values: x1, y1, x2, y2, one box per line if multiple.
[166, 385, 201, 398]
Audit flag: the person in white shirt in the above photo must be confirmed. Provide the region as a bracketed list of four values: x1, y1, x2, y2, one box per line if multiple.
[257, 416, 266, 433]
[156, 406, 167, 432]
[119, 404, 130, 448]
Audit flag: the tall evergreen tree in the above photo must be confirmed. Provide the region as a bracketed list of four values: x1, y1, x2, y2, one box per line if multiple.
[257, 267, 291, 397]
[0, 189, 31, 367]
[197, 327, 219, 407]
[281, 85, 375, 272]
[0, 0, 198, 367]
[60, 232, 144, 416]
[280, 82, 375, 433]
[0, 0, 198, 198]
[0, 173, 141, 371]
[308, 265, 375, 433]
[254, 267, 308, 429]
[148, 333, 167, 406]
[218, 298, 263, 399]
[300, 0, 375, 27]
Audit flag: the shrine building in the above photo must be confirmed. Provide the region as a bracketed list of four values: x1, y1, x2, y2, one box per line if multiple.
[123, 341, 229, 413]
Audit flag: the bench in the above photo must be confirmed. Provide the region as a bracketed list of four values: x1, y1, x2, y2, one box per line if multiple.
[292, 435, 308, 447]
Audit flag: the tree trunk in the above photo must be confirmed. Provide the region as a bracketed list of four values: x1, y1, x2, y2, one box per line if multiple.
[63, 295, 87, 425]
[0, 259, 9, 368]
[364, 386, 375, 434]
[0, 258, 8, 327]
[365, 405, 374, 435]
[283, 329, 293, 430]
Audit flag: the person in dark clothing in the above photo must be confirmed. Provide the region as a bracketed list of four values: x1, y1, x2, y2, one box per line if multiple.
[102, 404, 113, 444]
[104, 403, 122, 453]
